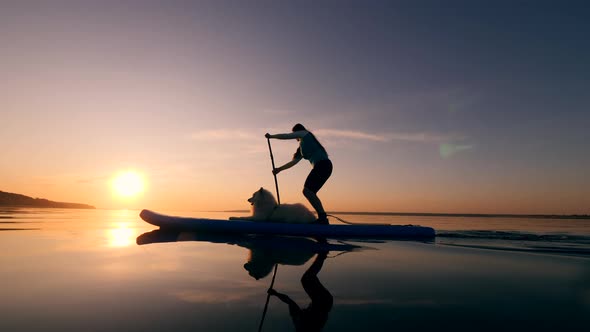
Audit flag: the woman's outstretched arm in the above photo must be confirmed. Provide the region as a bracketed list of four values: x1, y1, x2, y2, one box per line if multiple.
[266, 131, 308, 140]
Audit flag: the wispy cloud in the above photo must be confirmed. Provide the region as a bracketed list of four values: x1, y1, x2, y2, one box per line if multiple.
[316, 129, 390, 142]
[189, 128, 464, 146]
[316, 129, 462, 144]
[387, 132, 462, 143]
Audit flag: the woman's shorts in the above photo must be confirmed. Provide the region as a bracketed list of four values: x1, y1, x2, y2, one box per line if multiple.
[304, 159, 333, 193]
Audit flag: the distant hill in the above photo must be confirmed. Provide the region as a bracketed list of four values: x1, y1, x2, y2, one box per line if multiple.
[0, 190, 95, 209]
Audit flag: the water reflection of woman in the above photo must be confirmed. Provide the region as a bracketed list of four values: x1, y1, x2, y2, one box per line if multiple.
[267, 251, 332, 331]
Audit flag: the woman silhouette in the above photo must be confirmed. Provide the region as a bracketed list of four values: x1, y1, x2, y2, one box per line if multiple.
[266, 124, 333, 224]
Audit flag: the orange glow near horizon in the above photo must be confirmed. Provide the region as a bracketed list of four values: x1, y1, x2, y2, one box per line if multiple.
[111, 171, 145, 199]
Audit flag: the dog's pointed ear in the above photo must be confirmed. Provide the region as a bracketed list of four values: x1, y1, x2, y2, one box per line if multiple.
[259, 187, 263, 192]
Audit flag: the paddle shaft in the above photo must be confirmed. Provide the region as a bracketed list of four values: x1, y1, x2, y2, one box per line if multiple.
[266, 138, 281, 205]
[258, 264, 278, 332]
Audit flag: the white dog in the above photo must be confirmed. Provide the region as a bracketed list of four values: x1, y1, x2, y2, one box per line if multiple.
[229, 188, 316, 223]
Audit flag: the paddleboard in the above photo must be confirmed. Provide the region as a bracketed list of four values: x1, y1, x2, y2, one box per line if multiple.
[139, 209, 436, 239]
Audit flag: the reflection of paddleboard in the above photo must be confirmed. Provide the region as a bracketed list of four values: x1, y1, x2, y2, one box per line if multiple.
[139, 209, 436, 239]
[136, 229, 361, 252]
[136, 230, 361, 279]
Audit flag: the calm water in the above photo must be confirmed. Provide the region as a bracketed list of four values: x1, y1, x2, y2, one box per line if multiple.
[1, 208, 588, 331]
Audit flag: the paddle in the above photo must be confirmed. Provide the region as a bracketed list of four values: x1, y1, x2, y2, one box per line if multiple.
[266, 137, 281, 205]
[258, 138, 281, 331]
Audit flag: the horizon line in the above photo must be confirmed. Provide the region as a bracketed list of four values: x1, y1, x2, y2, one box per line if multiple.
[221, 210, 590, 220]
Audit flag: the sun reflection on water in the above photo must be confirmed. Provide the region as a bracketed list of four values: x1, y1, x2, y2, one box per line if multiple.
[108, 222, 135, 247]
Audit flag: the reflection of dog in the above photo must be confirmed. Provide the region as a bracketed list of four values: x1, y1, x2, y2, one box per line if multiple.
[230, 188, 316, 223]
[244, 247, 315, 280]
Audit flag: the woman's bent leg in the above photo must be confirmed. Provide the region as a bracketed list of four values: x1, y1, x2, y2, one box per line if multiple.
[303, 160, 332, 223]
[303, 187, 326, 217]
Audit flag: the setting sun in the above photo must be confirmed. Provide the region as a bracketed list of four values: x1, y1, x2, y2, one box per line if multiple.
[112, 171, 145, 198]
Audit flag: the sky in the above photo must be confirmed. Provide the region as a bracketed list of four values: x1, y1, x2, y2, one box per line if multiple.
[1, 1, 589, 214]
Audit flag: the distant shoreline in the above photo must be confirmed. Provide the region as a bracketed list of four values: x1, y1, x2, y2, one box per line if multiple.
[0, 190, 95, 209]
[223, 210, 590, 220]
